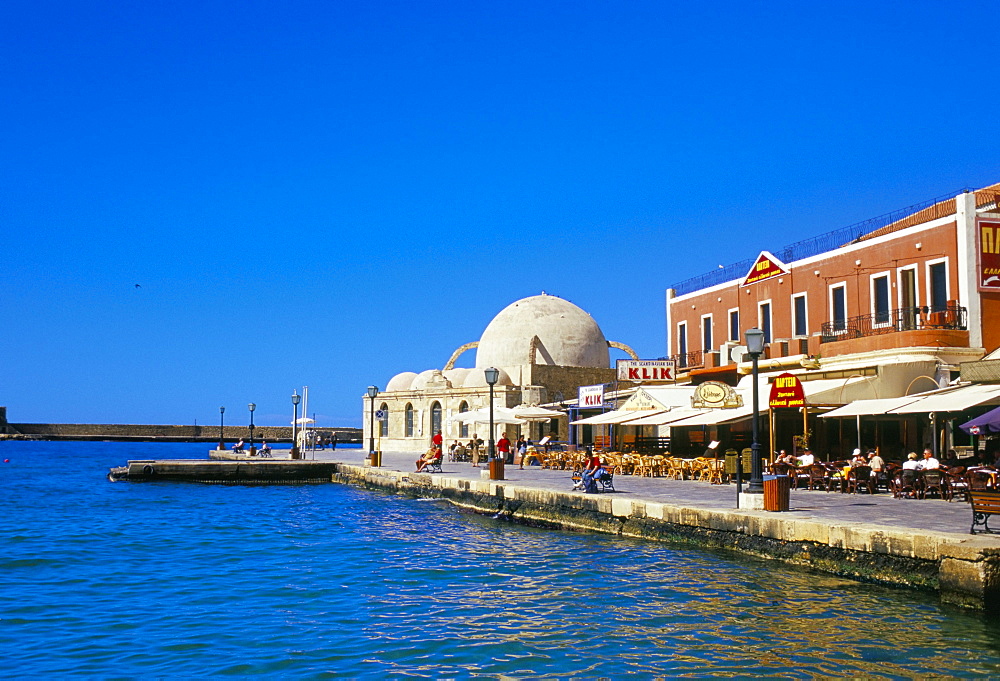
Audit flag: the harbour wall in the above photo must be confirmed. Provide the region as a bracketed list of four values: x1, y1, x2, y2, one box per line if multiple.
[331, 464, 1000, 612]
[1, 420, 361, 443]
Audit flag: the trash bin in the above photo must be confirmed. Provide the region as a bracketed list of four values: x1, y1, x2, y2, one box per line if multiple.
[763, 475, 791, 512]
[489, 458, 505, 480]
[369, 451, 381, 467]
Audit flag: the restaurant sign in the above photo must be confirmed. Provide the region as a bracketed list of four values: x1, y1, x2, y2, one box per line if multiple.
[691, 381, 743, 409]
[617, 359, 676, 382]
[578, 384, 605, 408]
[768, 372, 806, 409]
[977, 218, 1000, 292]
[741, 251, 789, 287]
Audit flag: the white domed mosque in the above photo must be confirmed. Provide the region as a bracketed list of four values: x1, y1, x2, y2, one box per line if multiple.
[366, 293, 638, 453]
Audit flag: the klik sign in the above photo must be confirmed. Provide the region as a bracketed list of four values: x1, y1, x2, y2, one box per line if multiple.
[691, 381, 743, 409]
[977, 218, 1000, 292]
[768, 372, 806, 409]
[617, 359, 676, 382]
[578, 384, 605, 408]
[741, 251, 789, 287]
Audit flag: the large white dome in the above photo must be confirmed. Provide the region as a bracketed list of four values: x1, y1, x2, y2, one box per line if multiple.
[475, 294, 610, 369]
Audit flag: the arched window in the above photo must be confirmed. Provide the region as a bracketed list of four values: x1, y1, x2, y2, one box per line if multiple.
[405, 403, 414, 437]
[379, 403, 389, 437]
[458, 401, 469, 439]
[430, 402, 442, 441]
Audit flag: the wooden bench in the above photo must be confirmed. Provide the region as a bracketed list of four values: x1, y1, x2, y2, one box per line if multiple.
[969, 490, 1000, 535]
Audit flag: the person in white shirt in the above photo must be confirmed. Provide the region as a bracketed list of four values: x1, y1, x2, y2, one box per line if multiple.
[902, 452, 920, 470]
[918, 448, 940, 470]
[798, 449, 815, 467]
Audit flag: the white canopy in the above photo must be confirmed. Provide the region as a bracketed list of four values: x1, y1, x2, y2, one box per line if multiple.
[669, 405, 757, 427]
[820, 396, 927, 418]
[570, 409, 665, 426]
[624, 408, 710, 426]
[511, 405, 563, 421]
[888, 384, 1000, 414]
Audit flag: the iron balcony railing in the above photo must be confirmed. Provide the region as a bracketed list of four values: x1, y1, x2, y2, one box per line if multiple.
[820, 305, 968, 342]
[669, 350, 704, 369]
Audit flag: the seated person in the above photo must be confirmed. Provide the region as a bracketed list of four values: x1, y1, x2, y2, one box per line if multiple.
[917, 448, 940, 470]
[797, 449, 815, 467]
[775, 450, 797, 466]
[258, 440, 272, 456]
[415, 446, 442, 472]
[867, 450, 885, 478]
[452, 443, 467, 461]
[850, 449, 867, 467]
[232, 439, 245, 453]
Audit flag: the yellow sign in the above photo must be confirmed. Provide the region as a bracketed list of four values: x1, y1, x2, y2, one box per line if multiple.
[692, 381, 743, 409]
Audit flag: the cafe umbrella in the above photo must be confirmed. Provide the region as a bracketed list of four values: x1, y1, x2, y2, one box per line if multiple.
[960, 405, 1000, 435]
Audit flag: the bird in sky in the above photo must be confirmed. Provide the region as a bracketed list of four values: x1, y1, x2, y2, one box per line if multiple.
[134, 284, 141, 289]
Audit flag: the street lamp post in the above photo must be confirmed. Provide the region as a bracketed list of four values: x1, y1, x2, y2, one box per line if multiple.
[484, 367, 501, 480]
[248, 403, 257, 456]
[367, 386, 379, 466]
[218, 406, 225, 450]
[745, 328, 766, 495]
[291, 391, 301, 459]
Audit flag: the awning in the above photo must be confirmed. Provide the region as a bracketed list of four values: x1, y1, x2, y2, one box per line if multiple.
[669, 405, 757, 426]
[802, 376, 875, 404]
[570, 409, 665, 425]
[819, 397, 924, 418]
[624, 408, 710, 426]
[889, 384, 1000, 414]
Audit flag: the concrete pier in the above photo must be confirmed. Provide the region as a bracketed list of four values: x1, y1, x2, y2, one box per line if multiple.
[108, 458, 338, 484]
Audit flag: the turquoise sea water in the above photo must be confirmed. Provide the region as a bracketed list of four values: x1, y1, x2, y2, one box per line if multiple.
[2, 441, 999, 678]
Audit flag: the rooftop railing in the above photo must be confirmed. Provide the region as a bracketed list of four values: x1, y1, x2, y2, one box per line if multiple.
[669, 189, 970, 296]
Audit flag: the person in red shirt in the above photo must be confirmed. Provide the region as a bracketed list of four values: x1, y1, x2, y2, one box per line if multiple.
[497, 433, 511, 463]
[432, 430, 443, 450]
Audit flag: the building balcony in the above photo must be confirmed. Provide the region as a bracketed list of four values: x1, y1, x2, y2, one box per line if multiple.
[820, 304, 967, 343]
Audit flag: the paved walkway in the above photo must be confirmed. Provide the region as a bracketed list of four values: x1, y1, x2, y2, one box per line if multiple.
[298, 447, 997, 540]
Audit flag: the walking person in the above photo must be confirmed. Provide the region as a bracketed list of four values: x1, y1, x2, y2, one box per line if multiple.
[469, 433, 482, 467]
[497, 432, 512, 464]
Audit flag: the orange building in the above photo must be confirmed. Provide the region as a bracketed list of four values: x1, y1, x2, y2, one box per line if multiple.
[664, 184, 1000, 459]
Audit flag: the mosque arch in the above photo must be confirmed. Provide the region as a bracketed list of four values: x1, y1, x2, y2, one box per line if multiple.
[458, 401, 470, 438]
[405, 403, 415, 437]
[379, 402, 389, 437]
[430, 401, 443, 440]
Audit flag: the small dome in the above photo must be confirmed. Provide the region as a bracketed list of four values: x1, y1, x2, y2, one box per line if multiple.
[475, 294, 610, 369]
[443, 368, 471, 386]
[386, 371, 418, 392]
[412, 369, 453, 391]
[463, 367, 513, 388]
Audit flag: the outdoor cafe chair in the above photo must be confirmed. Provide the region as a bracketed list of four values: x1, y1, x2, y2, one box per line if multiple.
[919, 470, 946, 500]
[806, 464, 832, 491]
[967, 468, 997, 492]
[890, 470, 918, 499]
[846, 466, 875, 494]
[945, 467, 969, 502]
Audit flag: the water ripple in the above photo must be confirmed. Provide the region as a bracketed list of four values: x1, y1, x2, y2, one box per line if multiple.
[2, 441, 1000, 677]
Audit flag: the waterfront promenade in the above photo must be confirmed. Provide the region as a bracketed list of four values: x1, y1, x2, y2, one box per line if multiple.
[316, 447, 987, 538]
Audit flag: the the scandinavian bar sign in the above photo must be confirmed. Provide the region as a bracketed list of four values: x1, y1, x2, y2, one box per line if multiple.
[768, 372, 806, 408]
[578, 384, 605, 408]
[977, 218, 1000, 292]
[691, 381, 743, 409]
[617, 359, 676, 382]
[741, 251, 789, 287]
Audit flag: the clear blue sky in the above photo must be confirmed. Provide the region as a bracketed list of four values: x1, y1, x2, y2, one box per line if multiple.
[3, 0, 998, 428]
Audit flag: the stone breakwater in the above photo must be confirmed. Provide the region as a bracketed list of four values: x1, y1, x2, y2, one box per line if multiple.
[332, 464, 1000, 612]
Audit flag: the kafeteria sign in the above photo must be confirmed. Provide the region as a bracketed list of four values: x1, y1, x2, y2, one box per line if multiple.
[617, 359, 676, 382]
[578, 384, 605, 408]
[741, 251, 789, 287]
[768, 372, 806, 408]
[977, 218, 1000, 292]
[691, 381, 743, 409]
